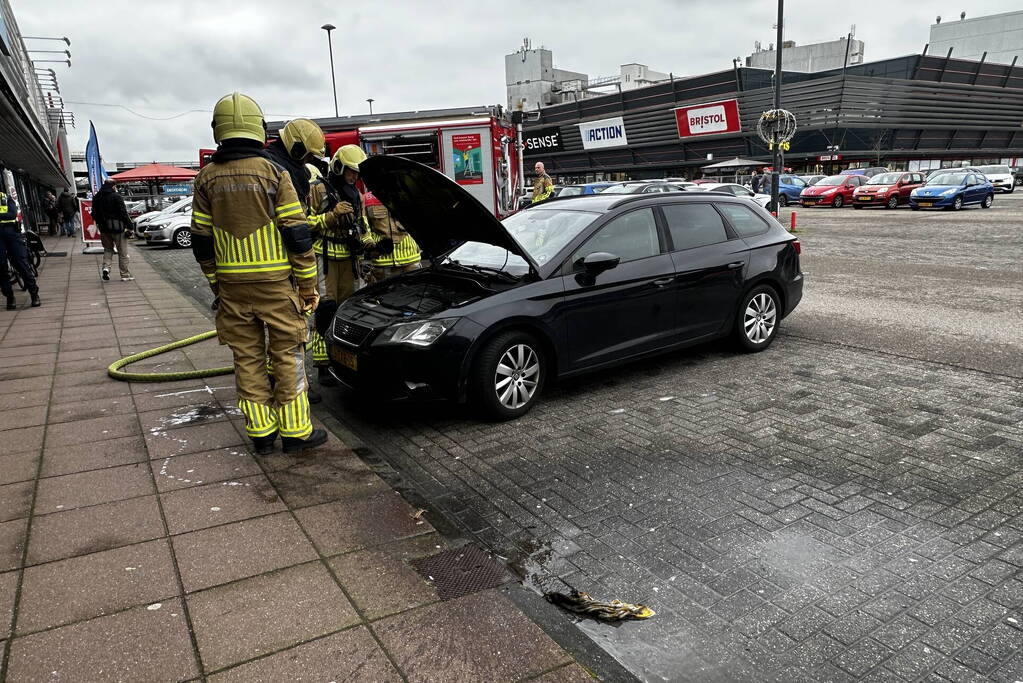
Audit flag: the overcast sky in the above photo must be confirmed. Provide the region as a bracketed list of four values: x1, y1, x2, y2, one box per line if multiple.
[14, 0, 1021, 163]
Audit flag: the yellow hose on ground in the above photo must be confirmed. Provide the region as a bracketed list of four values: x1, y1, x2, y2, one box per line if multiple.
[107, 330, 234, 382]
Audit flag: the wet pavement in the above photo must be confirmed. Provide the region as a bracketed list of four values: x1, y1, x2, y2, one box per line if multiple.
[0, 235, 589, 682]
[142, 195, 1023, 682]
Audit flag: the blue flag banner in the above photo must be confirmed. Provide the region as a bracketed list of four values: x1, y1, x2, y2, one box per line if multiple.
[85, 121, 109, 195]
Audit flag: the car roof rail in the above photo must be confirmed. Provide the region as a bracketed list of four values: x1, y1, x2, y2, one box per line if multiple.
[607, 191, 735, 209]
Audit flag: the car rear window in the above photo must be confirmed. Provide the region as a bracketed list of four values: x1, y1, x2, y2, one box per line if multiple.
[716, 203, 771, 237]
[662, 204, 729, 251]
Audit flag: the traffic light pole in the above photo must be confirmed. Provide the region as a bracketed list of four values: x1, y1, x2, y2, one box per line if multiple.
[771, 0, 784, 212]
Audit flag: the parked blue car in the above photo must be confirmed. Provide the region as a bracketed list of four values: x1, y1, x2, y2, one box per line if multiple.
[774, 175, 807, 206]
[909, 171, 995, 211]
[555, 182, 618, 196]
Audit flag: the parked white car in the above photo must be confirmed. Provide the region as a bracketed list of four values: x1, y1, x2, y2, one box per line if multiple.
[974, 165, 1015, 193]
[134, 197, 193, 232]
[692, 183, 772, 208]
[143, 213, 192, 248]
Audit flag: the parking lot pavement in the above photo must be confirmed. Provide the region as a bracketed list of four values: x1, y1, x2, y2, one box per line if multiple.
[142, 198, 1023, 682]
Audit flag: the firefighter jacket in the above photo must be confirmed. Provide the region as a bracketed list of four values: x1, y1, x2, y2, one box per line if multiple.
[307, 179, 375, 260]
[189, 152, 317, 289]
[366, 202, 420, 268]
[532, 173, 554, 203]
[0, 192, 18, 227]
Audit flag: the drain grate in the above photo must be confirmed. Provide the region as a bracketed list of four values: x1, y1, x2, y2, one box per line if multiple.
[411, 544, 510, 600]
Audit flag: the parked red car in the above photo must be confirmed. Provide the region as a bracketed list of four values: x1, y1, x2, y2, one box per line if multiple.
[799, 175, 866, 208]
[852, 171, 925, 209]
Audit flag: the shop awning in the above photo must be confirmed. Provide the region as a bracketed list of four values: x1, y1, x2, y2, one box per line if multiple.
[110, 164, 198, 182]
[700, 157, 768, 170]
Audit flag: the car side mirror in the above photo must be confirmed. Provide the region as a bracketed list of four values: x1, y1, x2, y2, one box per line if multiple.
[575, 251, 620, 285]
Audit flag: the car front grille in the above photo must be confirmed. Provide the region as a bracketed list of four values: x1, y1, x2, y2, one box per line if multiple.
[331, 318, 373, 347]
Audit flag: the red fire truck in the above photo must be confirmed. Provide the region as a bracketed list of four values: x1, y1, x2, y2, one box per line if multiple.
[201, 105, 521, 218]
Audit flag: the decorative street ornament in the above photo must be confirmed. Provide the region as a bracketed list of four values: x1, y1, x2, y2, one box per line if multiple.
[757, 109, 797, 147]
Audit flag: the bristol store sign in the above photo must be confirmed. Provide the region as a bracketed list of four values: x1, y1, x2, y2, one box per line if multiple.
[674, 99, 741, 138]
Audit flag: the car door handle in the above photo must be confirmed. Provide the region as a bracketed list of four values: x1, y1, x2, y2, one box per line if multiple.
[652, 277, 674, 287]
[727, 261, 745, 270]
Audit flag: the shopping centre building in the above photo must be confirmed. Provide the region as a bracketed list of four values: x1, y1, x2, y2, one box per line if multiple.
[519, 52, 1023, 182]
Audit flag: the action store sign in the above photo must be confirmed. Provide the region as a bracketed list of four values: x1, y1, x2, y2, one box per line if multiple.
[674, 99, 741, 138]
[578, 116, 628, 150]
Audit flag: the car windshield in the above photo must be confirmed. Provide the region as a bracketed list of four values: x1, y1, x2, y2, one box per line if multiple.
[868, 173, 902, 185]
[927, 173, 967, 186]
[558, 186, 583, 196]
[444, 208, 600, 276]
[817, 176, 845, 186]
[600, 184, 647, 194]
[977, 166, 1011, 175]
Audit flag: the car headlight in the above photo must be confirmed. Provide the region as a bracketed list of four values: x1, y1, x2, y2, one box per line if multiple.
[822, 188, 837, 194]
[874, 186, 888, 193]
[380, 318, 456, 347]
[941, 188, 958, 196]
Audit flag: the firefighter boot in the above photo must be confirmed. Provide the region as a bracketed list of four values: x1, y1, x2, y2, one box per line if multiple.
[308, 387, 322, 404]
[282, 428, 328, 454]
[5, 295, 14, 311]
[251, 431, 278, 455]
[30, 291, 41, 307]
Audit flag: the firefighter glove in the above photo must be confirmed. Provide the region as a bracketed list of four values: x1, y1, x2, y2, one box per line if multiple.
[333, 201, 354, 216]
[372, 237, 395, 256]
[299, 287, 320, 313]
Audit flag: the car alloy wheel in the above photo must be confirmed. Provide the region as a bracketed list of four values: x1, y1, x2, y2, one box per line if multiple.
[495, 344, 540, 410]
[736, 285, 779, 352]
[473, 330, 545, 420]
[951, 196, 963, 211]
[981, 194, 993, 209]
[778, 194, 789, 207]
[832, 194, 843, 208]
[173, 229, 192, 248]
[886, 195, 898, 209]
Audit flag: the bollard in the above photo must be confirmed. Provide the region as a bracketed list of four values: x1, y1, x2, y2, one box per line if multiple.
[790, 211, 797, 232]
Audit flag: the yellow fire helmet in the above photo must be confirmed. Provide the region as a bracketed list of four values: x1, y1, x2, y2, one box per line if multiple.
[305, 163, 322, 181]
[211, 92, 266, 144]
[330, 144, 367, 176]
[280, 118, 325, 160]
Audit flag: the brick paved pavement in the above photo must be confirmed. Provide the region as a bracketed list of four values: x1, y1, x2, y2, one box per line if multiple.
[141, 198, 1023, 683]
[0, 236, 590, 682]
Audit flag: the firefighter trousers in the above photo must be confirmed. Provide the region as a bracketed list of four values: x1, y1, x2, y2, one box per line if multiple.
[311, 256, 357, 366]
[216, 280, 312, 440]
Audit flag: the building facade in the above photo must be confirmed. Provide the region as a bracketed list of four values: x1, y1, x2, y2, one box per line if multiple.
[0, 0, 73, 230]
[521, 53, 1023, 181]
[746, 37, 865, 73]
[928, 10, 1023, 65]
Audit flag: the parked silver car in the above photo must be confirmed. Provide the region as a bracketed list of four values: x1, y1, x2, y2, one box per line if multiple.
[134, 197, 192, 233]
[144, 213, 192, 248]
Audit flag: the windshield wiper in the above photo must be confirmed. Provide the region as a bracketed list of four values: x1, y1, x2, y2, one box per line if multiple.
[443, 260, 518, 282]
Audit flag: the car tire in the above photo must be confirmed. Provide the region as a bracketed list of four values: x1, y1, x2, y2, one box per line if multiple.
[832, 195, 843, 208]
[886, 195, 899, 209]
[472, 330, 545, 420]
[1007, 185, 1014, 194]
[949, 195, 963, 211]
[778, 194, 789, 207]
[981, 194, 993, 209]
[173, 228, 192, 249]
[735, 285, 780, 353]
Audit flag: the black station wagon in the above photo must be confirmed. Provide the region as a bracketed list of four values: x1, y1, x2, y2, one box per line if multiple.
[325, 156, 804, 420]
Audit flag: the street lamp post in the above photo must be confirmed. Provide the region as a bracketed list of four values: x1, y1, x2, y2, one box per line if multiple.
[321, 24, 338, 117]
[367, 98, 374, 115]
[770, 0, 784, 211]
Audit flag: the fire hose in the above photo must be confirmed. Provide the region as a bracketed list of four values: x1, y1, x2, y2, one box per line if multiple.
[107, 330, 232, 382]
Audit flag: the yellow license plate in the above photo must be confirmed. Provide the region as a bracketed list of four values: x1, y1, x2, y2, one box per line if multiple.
[858, 196, 871, 201]
[918, 202, 933, 207]
[330, 346, 358, 370]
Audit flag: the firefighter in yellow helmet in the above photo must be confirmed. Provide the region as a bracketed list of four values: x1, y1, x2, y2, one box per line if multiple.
[306, 144, 376, 384]
[191, 92, 327, 454]
[363, 191, 421, 283]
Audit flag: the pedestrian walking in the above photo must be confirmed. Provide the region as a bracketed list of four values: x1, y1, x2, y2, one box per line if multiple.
[751, 171, 763, 194]
[190, 91, 327, 455]
[91, 178, 134, 281]
[43, 190, 59, 236]
[57, 189, 77, 237]
[531, 161, 554, 203]
[0, 190, 41, 309]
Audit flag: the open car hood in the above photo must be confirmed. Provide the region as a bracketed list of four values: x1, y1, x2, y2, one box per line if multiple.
[360, 155, 532, 265]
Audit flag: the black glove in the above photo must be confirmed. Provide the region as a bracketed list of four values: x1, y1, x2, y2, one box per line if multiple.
[372, 237, 394, 256]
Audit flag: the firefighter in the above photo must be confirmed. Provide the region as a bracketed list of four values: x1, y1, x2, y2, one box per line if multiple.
[190, 92, 327, 455]
[531, 161, 554, 203]
[0, 189, 40, 310]
[306, 144, 376, 384]
[263, 118, 327, 403]
[364, 191, 421, 283]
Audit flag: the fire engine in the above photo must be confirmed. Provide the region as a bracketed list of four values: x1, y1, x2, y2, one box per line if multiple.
[201, 105, 522, 218]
